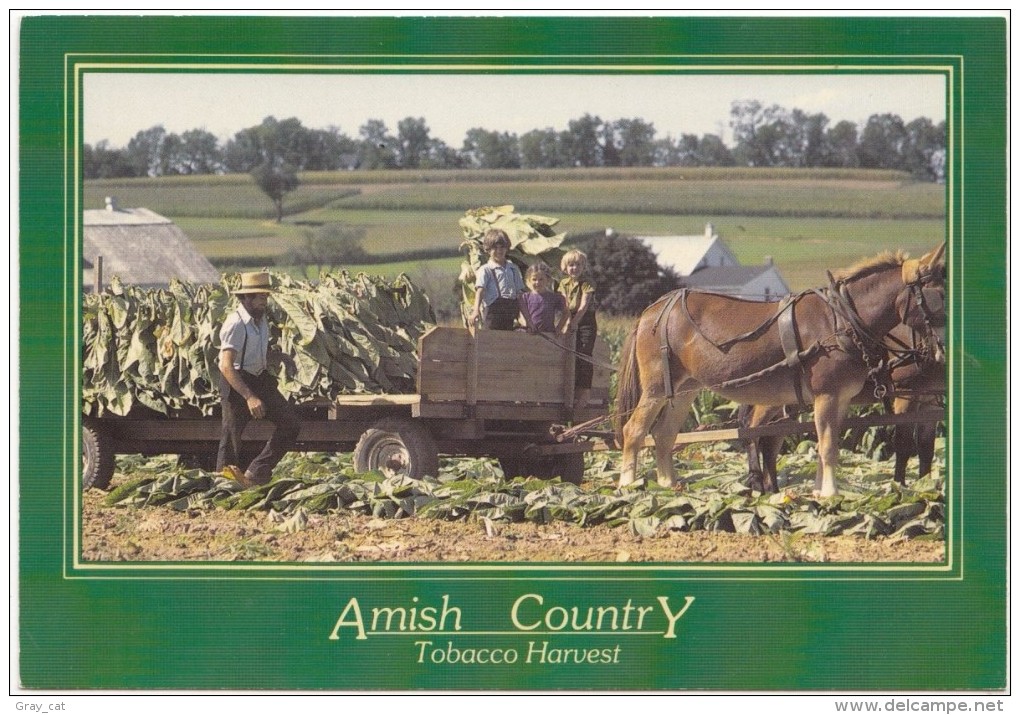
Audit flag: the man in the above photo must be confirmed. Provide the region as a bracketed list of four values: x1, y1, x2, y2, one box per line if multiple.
[216, 271, 300, 488]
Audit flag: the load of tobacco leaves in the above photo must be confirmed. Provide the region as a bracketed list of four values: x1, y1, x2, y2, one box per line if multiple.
[82, 271, 436, 418]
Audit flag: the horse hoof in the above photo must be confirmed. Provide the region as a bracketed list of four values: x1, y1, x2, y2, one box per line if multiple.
[812, 488, 839, 498]
[745, 471, 764, 492]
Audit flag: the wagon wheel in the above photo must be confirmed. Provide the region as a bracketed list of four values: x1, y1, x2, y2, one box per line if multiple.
[82, 419, 115, 490]
[499, 453, 585, 486]
[353, 418, 439, 479]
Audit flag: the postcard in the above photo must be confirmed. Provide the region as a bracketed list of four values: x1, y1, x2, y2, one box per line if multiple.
[16, 14, 1007, 692]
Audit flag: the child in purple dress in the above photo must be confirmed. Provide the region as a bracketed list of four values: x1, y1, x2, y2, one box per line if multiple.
[521, 263, 567, 334]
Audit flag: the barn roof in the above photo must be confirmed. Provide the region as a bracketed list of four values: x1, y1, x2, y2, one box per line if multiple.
[683, 264, 772, 289]
[83, 205, 220, 290]
[633, 225, 738, 276]
[682, 264, 791, 299]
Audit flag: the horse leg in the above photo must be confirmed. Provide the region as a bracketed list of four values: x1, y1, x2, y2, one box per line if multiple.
[620, 397, 668, 487]
[813, 392, 852, 497]
[650, 395, 693, 489]
[892, 397, 913, 485]
[892, 424, 913, 485]
[738, 404, 766, 491]
[916, 421, 937, 478]
[760, 434, 781, 493]
[746, 440, 765, 492]
[742, 404, 784, 493]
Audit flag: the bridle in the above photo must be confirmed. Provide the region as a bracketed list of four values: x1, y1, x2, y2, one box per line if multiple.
[896, 262, 946, 364]
[823, 257, 946, 399]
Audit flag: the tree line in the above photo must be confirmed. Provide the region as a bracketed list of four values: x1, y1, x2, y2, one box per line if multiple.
[84, 100, 946, 182]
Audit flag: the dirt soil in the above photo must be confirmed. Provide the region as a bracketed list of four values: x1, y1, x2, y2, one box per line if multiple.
[82, 472, 944, 564]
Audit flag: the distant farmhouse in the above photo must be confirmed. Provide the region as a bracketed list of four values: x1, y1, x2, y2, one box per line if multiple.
[83, 197, 220, 292]
[634, 224, 791, 301]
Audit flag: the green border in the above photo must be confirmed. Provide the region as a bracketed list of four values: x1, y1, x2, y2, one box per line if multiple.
[20, 16, 1006, 691]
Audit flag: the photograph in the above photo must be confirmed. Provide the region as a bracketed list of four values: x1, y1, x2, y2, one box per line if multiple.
[16, 13, 1007, 694]
[77, 70, 949, 566]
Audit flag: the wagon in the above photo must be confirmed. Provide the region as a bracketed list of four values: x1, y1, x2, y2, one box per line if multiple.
[81, 327, 613, 490]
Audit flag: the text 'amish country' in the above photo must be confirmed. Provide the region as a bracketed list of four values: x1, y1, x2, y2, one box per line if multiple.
[328, 593, 695, 667]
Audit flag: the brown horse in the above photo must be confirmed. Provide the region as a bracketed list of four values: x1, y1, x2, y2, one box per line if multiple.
[741, 322, 946, 493]
[614, 245, 946, 496]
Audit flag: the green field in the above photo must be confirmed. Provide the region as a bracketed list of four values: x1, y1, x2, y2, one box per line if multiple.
[85, 167, 946, 296]
[300, 178, 944, 218]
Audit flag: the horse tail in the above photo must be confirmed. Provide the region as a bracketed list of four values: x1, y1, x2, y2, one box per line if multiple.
[614, 326, 641, 445]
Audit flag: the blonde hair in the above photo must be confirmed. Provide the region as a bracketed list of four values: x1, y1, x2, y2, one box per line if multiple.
[561, 249, 588, 273]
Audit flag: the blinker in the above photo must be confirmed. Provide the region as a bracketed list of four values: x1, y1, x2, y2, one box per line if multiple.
[919, 286, 946, 327]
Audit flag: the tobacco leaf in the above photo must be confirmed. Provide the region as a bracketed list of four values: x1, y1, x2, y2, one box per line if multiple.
[103, 445, 946, 541]
[83, 271, 436, 417]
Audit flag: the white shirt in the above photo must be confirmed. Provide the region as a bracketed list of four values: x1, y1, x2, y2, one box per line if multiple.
[474, 259, 525, 305]
[219, 304, 269, 375]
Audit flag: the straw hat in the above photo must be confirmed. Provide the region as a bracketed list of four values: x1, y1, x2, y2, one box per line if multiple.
[233, 272, 273, 294]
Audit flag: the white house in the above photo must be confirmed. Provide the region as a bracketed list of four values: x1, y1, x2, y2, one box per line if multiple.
[633, 224, 791, 301]
[83, 197, 220, 292]
[680, 260, 790, 302]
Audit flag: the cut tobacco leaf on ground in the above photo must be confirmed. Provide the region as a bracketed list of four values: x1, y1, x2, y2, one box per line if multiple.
[102, 445, 944, 540]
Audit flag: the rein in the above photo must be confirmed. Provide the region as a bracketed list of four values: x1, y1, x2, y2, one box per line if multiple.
[534, 331, 618, 372]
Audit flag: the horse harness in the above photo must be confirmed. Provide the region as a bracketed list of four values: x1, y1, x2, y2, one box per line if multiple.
[650, 279, 927, 407]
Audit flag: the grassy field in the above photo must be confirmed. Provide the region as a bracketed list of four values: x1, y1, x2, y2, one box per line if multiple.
[86, 167, 943, 220]
[301, 178, 943, 219]
[178, 211, 943, 292]
[86, 167, 946, 297]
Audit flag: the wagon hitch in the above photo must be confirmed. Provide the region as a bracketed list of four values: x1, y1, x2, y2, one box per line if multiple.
[551, 414, 615, 445]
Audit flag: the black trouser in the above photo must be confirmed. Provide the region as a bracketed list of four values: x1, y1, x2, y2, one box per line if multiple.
[574, 321, 597, 388]
[484, 297, 519, 331]
[217, 371, 300, 482]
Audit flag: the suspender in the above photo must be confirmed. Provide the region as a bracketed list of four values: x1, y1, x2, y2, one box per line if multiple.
[485, 265, 519, 300]
[234, 309, 254, 373]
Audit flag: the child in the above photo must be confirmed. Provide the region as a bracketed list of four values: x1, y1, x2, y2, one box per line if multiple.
[559, 249, 597, 412]
[468, 228, 530, 331]
[521, 262, 567, 334]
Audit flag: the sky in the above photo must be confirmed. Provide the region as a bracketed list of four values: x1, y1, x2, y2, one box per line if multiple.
[83, 72, 946, 150]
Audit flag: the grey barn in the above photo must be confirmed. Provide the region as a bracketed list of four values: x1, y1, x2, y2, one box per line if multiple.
[83, 197, 220, 292]
[633, 224, 791, 301]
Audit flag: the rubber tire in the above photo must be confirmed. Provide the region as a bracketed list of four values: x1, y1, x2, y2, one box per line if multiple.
[82, 419, 115, 490]
[353, 419, 439, 479]
[499, 453, 585, 486]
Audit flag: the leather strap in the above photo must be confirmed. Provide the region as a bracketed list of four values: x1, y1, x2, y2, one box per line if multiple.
[652, 290, 685, 398]
[776, 296, 807, 407]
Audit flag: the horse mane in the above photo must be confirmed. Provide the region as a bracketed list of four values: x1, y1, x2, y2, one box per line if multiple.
[831, 250, 909, 281]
